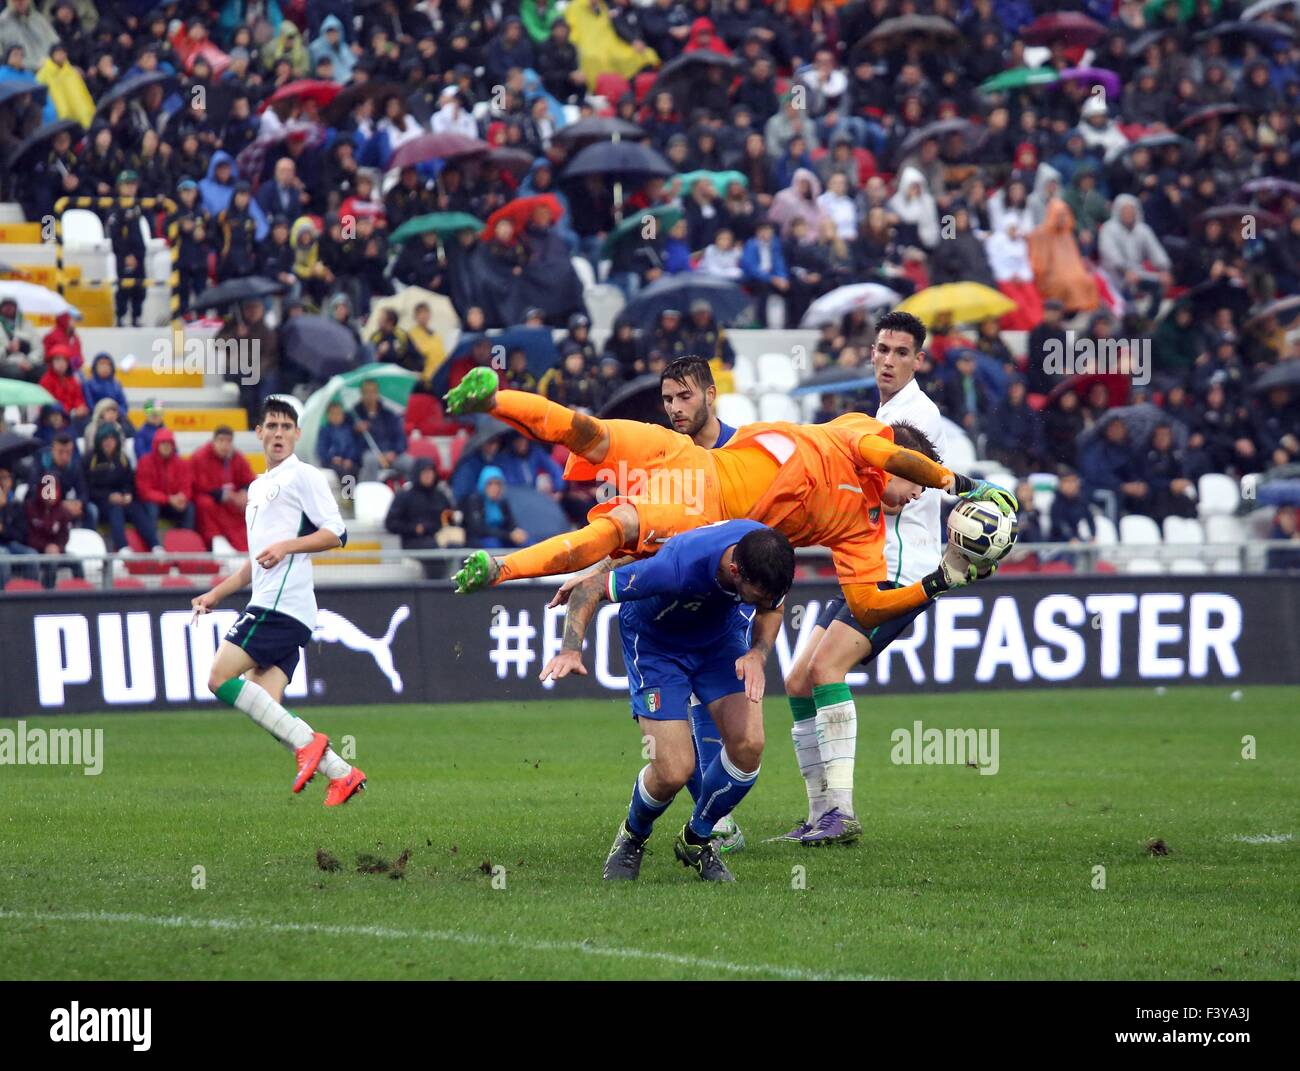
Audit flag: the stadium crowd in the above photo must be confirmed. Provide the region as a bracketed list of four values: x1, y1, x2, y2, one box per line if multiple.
[2, 0, 1300, 584]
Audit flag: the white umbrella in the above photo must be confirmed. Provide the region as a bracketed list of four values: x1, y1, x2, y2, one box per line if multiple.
[800, 283, 902, 328]
[0, 280, 80, 318]
[1242, 0, 1300, 19]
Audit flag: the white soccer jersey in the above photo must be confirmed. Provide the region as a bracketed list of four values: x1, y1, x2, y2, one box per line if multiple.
[244, 453, 347, 630]
[877, 377, 947, 585]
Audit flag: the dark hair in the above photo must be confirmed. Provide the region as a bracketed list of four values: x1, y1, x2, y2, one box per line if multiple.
[661, 355, 714, 393]
[53, 431, 74, 446]
[889, 420, 940, 463]
[874, 309, 927, 351]
[259, 397, 299, 427]
[733, 527, 796, 605]
[213, 425, 233, 438]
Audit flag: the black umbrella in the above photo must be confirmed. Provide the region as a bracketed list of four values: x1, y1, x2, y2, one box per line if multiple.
[1077, 403, 1187, 453]
[323, 80, 404, 126]
[1119, 133, 1191, 156]
[1177, 103, 1243, 131]
[483, 146, 535, 178]
[1195, 20, 1296, 51]
[93, 71, 174, 117]
[1245, 294, 1300, 329]
[560, 140, 675, 183]
[595, 374, 671, 427]
[0, 431, 41, 471]
[280, 315, 361, 380]
[460, 414, 517, 460]
[896, 118, 976, 162]
[853, 15, 962, 57]
[5, 118, 82, 171]
[187, 276, 287, 313]
[647, 51, 743, 110]
[617, 274, 752, 331]
[1127, 29, 1173, 57]
[1195, 204, 1283, 230]
[1179, 278, 1253, 320]
[1240, 177, 1300, 201]
[552, 117, 646, 148]
[1251, 361, 1300, 394]
[0, 81, 47, 111]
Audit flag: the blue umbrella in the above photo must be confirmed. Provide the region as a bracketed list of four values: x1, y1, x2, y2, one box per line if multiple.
[790, 367, 877, 396]
[432, 326, 561, 398]
[617, 274, 752, 330]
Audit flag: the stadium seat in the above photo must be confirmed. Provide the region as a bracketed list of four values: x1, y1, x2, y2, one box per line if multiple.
[61, 208, 109, 250]
[758, 392, 801, 423]
[112, 577, 146, 589]
[4, 578, 43, 591]
[1091, 514, 1118, 545]
[731, 353, 758, 396]
[716, 393, 757, 428]
[756, 352, 799, 392]
[1168, 558, 1209, 574]
[1118, 514, 1161, 545]
[55, 577, 96, 590]
[1162, 516, 1204, 545]
[1197, 473, 1239, 517]
[1125, 557, 1165, 574]
[1033, 487, 1055, 518]
[1039, 559, 1075, 574]
[66, 527, 109, 584]
[353, 481, 395, 528]
[940, 429, 977, 470]
[1204, 514, 1247, 545]
[160, 574, 201, 589]
[985, 470, 1016, 494]
[583, 284, 625, 334]
[164, 528, 218, 574]
[122, 528, 167, 575]
[570, 256, 597, 292]
[405, 437, 441, 465]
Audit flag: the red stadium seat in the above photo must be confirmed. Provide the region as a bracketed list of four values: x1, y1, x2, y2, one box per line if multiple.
[163, 528, 218, 575]
[4, 578, 43, 591]
[596, 72, 630, 103]
[112, 577, 146, 589]
[123, 528, 168, 575]
[160, 575, 201, 589]
[1039, 560, 1076, 574]
[55, 577, 96, 590]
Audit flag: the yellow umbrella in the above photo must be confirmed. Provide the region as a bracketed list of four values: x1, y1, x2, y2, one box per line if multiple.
[364, 287, 459, 343]
[897, 282, 1017, 326]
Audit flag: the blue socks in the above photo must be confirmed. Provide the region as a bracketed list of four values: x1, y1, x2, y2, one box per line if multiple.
[626, 765, 673, 840]
[685, 703, 724, 803]
[688, 749, 760, 839]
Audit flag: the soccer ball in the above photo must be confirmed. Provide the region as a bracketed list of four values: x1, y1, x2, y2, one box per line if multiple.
[947, 499, 1018, 565]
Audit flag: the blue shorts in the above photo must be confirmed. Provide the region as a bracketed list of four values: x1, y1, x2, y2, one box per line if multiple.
[224, 605, 312, 681]
[815, 581, 927, 666]
[621, 628, 749, 722]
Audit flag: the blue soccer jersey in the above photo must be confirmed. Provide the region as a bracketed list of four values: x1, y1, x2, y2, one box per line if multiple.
[712, 420, 736, 448]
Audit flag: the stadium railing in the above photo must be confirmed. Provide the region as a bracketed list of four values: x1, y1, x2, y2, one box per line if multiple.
[1, 541, 1297, 591]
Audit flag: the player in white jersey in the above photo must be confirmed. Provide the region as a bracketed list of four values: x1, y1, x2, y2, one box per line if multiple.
[191, 397, 367, 806]
[778, 310, 950, 845]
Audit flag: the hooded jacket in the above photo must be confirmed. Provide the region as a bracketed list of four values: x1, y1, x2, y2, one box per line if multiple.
[887, 165, 940, 248]
[261, 20, 310, 77]
[308, 14, 355, 83]
[200, 151, 269, 238]
[135, 428, 193, 504]
[385, 458, 456, 542]
[41, 312, 83, 373]
[463, 464, 518, 544]
[1097, 194, 1170, 277]
[35, 53, 93, 126]
[84, 421, 135, 503]
[1028, 199, 1099, 312]
[769, 167, 827, 243]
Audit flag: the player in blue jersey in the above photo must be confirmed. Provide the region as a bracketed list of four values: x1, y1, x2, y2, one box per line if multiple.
[540, 520, 795, 882]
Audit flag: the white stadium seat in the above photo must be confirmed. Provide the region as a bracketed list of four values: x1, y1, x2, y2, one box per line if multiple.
[582, 284, 625, 334]
[1118, 514, 1162, 545]
[61, 208, 108, 249]
[66, 527, 109, 583]
[1162, 516, 1204, 545]
[756, 352, 799, 392]
[1091, 513, 1118, 545]
[353, 481, 395, 528]
[1168, 558, 1208, 574]
[1204, 514, 1248, 545]
[758, 392, 801, 423]
[941, 433, 977, 470]
[716, 393, 757, 428]
[1033, 487, 1055, 518]
[1125, 557, 1165, 574]
[731, 352, 758, 395]
[570, 255, 597, 292]
[1197, 473, 1240, 517]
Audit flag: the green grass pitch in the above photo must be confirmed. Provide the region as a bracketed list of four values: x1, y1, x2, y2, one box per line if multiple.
[2, 686, 1297, 980]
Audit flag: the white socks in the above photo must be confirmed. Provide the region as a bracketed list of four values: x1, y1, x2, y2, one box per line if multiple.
[813, 684, 856, 818]
[229, 679, 352, 780]
[791, 719, 828, 823]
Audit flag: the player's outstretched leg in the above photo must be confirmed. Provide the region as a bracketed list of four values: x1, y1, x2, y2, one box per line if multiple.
[452, 508, 634, 592]
[802, 682, 862, 846]
[445, 372, 608, 462]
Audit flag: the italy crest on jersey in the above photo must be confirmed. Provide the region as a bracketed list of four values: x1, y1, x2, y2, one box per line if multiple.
[645, 690, 661, 713]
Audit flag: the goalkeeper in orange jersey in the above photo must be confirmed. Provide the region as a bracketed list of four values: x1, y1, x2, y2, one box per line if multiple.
[442, 364, 1016, 630]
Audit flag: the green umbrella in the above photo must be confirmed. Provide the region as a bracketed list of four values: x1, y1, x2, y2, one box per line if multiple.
[978, 67, 1061, 94]
[0, 380, 55, 407]
[296, 363, 420, 462]
[675, 169, 748, 198]
[388, 212, 483, 246]
[600, 204, 684, 257]
[1143, 0, 1220, 21]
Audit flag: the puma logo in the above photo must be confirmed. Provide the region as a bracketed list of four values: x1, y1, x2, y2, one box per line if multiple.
[312, 606, 410, 693]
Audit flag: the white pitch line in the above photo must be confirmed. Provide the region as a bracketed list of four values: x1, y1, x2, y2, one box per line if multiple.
[1230, 833, 1294, 844]
[0, 909, 883, 982]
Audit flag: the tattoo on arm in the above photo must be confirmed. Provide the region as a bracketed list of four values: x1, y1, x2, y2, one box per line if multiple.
[562, 578, 605, 651]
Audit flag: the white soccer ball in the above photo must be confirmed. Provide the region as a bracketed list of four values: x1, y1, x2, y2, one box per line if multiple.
[947, 499, 1018, 565]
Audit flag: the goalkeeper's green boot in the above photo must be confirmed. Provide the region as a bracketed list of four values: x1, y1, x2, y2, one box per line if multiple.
[443, 366, 498, 415]
[674, 826, 735, 882]
[452, 550, 500, 593]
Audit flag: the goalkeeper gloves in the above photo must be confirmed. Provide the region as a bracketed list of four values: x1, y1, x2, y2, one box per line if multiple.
[922, 544, 998, 598]
[951, 473, 1018, 516]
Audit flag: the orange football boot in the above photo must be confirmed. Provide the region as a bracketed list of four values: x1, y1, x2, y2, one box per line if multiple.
[293, 732, 329, 793]
[324, 766, 367, 807]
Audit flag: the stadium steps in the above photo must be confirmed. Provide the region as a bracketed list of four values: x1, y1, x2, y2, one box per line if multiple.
[127, 404, 248, 430]
[0, 202, 25, 224]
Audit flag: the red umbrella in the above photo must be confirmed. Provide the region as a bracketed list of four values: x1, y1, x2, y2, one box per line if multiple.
[1022, 13, 1108, 47]
[482, 194, 564, 237]
[388, 132, 489, 170]
[263, 80, 341, 111]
